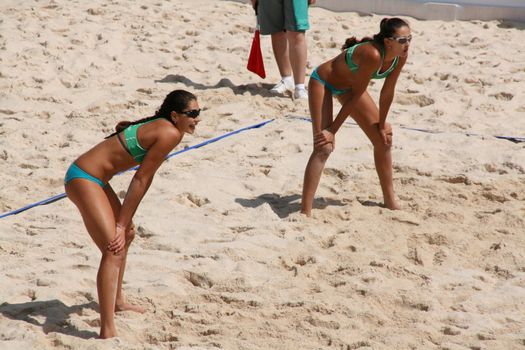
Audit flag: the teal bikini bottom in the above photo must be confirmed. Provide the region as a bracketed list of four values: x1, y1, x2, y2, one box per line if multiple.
[310, 68, 351, 96]
[64, 163, 105, 188]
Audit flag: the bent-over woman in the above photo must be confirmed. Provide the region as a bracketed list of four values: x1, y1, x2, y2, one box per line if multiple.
[65, 90, 201, 338]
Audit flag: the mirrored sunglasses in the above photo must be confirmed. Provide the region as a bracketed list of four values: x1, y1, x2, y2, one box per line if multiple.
[390, 35, 412, 44]
[178, 109, 201, 118]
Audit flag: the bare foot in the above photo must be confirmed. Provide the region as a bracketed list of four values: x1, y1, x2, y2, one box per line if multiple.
[99, 328, 118, 339]
[384, 199, 401, 210]
[300, 209, 312, 217]
[115, 300, 146, 314]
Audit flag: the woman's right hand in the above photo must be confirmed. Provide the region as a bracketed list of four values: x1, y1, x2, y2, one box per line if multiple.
[314, 129, 335, 149]
[108, 224, 126, 254]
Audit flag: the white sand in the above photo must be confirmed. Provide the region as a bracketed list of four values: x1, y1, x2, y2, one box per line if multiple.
[1, 1, 524, 349]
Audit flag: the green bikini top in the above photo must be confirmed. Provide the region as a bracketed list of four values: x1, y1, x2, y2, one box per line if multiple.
[345, 42, 399, 79]
[122, 119, 157, 163]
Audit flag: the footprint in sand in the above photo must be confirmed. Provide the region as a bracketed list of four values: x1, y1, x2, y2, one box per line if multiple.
[323, 167, 348, 180]
[490, 92, 513, 101]
[141, 241, 180, 253]
[175, 192, 210, 208]
[87, 8, 104, 16]
[399, 294, 431, 312]
[229, 226, 255, 234]
[305, 316, 340, 330]
[396, 93, 435, 107]
[433, 250, 447, 265]
[294, 255, 317, 266]
[184, 271, 214, 289]
[439, 174, 472, 185]
[185, 30, 200, 36]
[136, 225, 155, 238]
[482, 191, 508, 203]
[24, 289, 37, 301]
[503, 162, 525, 174]
[73, 264, 93, 271]
[425, 233, 448, 246]
[320, 235, 337, 249]
[258, 165, 272, 176]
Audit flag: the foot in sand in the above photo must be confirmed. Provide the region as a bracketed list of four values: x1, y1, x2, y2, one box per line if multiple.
[115, 300, 146, 313]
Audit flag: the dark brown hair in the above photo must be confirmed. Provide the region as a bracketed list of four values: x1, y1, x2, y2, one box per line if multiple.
[342, 17, 410, 50]
[106, 89, 196, 138]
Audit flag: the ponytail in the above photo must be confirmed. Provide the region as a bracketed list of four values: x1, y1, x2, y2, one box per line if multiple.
[342, 36, 373, 50]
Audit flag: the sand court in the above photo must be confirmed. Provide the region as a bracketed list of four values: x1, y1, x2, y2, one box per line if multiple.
[1, 0, 525, 349]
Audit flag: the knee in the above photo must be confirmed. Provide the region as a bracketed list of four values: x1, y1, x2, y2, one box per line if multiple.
[287, 31, 306, 45]
[125, 225, 136, 244]
[373, 123, 393, 150]
[373, 140, 392, 152]
[313, 144, 334, 161]
[102, 250, 125, 266]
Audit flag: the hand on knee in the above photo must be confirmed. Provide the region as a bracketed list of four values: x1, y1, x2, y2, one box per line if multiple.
[125, 224, 136, 245]
[314, 143, 334, 161]
[384, 122, 393, 146]
[374, 122, 393, 148]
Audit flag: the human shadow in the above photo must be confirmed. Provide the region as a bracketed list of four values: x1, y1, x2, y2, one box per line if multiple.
[496, 20, 525, 30]
[155, 74, 276, 97]
[235, 193, 346, 218]
[356, 198, 383, 208]
[0, 299, 99, 339]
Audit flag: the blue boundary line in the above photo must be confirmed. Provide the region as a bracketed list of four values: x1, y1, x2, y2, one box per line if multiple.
[0, 119, 274, 220]
[288, 116, 525, 143]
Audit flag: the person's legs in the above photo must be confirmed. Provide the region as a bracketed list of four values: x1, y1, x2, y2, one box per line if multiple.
[257, 0, 294, 94]
[336, 92, 399, 209]
[285, 0, 310, 98]
[271, 31, 293, 79]
[301, 78, 335, 216]
[287, 30, 307, 98]
[104, 185, 145, 314]
[65, 180, 124, 338]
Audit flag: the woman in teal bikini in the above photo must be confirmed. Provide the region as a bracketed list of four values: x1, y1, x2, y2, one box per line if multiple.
[301, 18, 411, 216]
[65, 89, 200, 338]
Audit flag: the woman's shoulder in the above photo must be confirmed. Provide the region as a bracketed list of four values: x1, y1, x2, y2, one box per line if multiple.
[353, 43, 382, 68]
[141, 118, 180, 146]
[156, 119, 181, 141]
[357, 42, 382, 60]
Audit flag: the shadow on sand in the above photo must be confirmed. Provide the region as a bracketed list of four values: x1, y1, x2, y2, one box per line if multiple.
[496, 20, 525, 30]
[155, 74, 277, 97]
[0, 299, 99, 339]
[236, 193, 346, 218]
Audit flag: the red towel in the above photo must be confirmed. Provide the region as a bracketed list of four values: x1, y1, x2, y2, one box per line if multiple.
[247, 29, 266, 79]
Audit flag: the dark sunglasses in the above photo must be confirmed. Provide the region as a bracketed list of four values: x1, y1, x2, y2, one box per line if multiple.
[390, 35, 412, 44]
[178, 109, 201, 118]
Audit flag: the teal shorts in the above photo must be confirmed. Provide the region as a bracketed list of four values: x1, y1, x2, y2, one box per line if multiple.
[257, 0, 310, 35]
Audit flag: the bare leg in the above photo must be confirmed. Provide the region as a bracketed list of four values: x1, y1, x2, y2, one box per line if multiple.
[286, 31, 307, 85]
[373, 126, 398, 209]
[65, 180, 124, 339]
[271, 31, 292, 78]
[104, 186, 145, 314]
[96, 251, 122, 338]
[336, 92, 400, 209]
[301, 79, 336, 216]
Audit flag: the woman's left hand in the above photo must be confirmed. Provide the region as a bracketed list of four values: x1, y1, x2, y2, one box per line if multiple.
[378, 123, 393, 146]
[314, 129, 335, 149]
[108, 224, 126, 254]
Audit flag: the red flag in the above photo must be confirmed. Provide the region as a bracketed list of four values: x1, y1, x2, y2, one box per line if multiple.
[247, 29, 266, 79]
